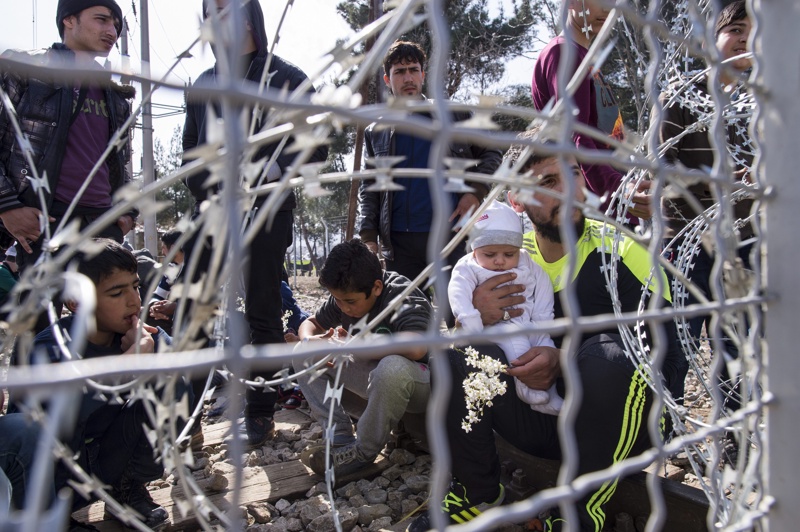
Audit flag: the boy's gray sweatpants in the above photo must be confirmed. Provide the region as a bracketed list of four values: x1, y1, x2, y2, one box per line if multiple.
[294, 354, 430, 458]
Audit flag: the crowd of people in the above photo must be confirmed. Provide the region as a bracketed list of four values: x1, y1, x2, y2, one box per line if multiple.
[0, 0, 757, 531]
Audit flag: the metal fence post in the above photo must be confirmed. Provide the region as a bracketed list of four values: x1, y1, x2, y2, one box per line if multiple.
[756, 0, 800, 529]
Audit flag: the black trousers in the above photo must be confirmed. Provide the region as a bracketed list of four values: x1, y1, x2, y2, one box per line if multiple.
[443, 335, 657, 532]
[387, 231, 466, 327]
[243, 209, 293, 417]
[663, 239, 754, 411]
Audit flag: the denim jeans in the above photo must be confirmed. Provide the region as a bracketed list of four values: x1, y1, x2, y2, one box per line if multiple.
[0, 414, 49, 511]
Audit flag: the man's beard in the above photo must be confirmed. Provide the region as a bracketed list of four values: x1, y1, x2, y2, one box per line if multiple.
[529, 208, 586, 244]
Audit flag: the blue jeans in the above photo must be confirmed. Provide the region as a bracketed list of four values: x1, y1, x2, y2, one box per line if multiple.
[0, 414, 51, 511]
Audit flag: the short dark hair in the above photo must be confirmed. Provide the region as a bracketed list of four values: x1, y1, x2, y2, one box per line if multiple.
[161, 229, 183, 249]
[71, 239, 138, 286]
[715, 0, 748, 38]
[319, 240, 382, 297]
[503, 127, 561, 172]
[383, 40, 426, 77]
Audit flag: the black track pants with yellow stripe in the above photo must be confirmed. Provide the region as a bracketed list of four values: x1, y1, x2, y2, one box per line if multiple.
[445, 333, 659, 532]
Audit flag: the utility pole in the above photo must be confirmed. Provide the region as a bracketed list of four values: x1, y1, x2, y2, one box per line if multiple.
[120, 18, 137, 248]
[140, 0, 158, 253]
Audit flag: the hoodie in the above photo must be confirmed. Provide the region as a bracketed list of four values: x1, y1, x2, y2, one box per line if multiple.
[182, 0, 328, 209]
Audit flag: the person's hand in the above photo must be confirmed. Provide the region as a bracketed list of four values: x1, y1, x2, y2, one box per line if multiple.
[284, 331, 300, 343]
[506, 346, 561, 390]
[149, 300, 177, 321]
[121, 315, 158, 354]
[472, 272, 525, 326]
[0, 207, 55, 253]
[626, 180, 653, 219]
[117, 214, 136, 236]
[449, 193, 480, 224]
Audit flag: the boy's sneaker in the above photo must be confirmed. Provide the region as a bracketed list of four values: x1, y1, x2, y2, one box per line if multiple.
[301, 441, 375, 477]
[105, 478, 169, 530]
[406, 481, 504, 532]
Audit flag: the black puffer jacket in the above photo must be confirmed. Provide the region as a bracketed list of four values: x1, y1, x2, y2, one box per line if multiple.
[356, 104, 502, 261]
[0, 43, 134, 215]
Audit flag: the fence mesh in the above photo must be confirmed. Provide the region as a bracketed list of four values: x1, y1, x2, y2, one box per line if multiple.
[0, 0, 778, 530]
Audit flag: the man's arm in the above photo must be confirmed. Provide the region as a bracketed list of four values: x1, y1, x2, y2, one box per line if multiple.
[298, 316, 331, 340]
[0, 59, 55, 253]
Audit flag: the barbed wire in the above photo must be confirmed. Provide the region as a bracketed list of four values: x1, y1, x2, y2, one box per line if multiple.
[0, 0, 770, 530]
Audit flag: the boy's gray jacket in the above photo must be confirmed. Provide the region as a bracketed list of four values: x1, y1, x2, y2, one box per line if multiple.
[0, 43, 134, 215]
[356, 104, 502, 261]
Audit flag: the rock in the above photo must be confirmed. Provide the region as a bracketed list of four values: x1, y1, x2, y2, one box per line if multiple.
[336, 482, 361, 499]
[388, 448, 416, 466]
[306, 509, 359, 532]
[367, 516, 393, 531]
[400, 499, 419, 517]
[364, 489, 388, 505]
[299, 503, 323, 527]
[348, 494, 367, 508]
[381, 464, 403, 481]
[248, 502, 273, 524]
[285, 517, 303, 531]
[211, 461, 237, 476]
[357, 504, 392, 526]
[206, 472, 228, 492]
[191, 456, 209, 471]
[372, 476, 390, 489]
[274, 499, 292, 514]
[404, 475, 428, 494]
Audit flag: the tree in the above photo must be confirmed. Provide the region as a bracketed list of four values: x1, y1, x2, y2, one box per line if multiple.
[154, 126, 194, 228]
[292, 121, 356, 269]
[337, 0, 543, 99]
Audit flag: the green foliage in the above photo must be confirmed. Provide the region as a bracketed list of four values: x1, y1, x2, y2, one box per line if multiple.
[154, 126, 194, 228]
[492, 83, 536, 132]
[336, 0, 542, 99]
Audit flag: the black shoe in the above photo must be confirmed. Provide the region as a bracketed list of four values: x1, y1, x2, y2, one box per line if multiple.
[406, 481, 504, 531]
[105, 478, 169, 530]
[226, 416, 275, 448]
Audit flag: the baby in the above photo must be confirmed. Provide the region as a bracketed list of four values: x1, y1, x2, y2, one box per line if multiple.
[449, 200, 563, 415]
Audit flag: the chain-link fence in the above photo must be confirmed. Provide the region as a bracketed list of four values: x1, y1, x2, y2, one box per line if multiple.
[1, 0, 792, 530]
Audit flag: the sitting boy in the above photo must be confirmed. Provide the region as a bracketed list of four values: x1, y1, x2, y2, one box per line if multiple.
[30, 239, 185, 529]
[295, 240, 432, 476]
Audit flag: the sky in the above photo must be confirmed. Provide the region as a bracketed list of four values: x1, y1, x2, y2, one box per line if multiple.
[0, 0, 538, 156]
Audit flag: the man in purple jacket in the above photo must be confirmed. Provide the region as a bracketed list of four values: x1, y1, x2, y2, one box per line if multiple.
[531, 0, 651, 221]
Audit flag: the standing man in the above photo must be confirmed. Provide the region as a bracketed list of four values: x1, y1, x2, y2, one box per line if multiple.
[357, 40, 502, 301]
[531, 0, 651, 220]
[0, 0, 136, 269]
[408, 132, 686, 532]
[182, 0, 328, 448]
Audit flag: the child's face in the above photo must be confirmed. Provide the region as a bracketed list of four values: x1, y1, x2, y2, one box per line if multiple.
[716, 17, 752, 72]
[329, 280, 383, 319]
[94, 268, 142, 336]
[474, 245, 521, 272]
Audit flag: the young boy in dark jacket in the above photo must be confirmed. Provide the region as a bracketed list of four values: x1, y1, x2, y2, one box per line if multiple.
[31, 239, 187, 529]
